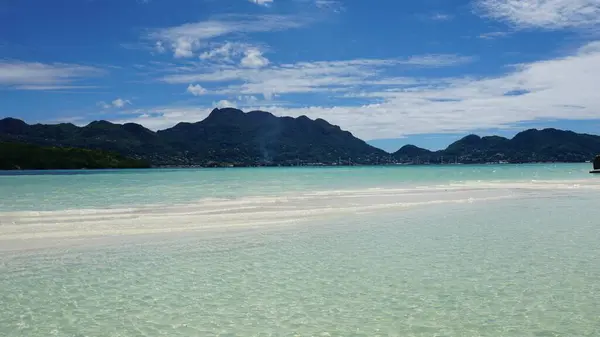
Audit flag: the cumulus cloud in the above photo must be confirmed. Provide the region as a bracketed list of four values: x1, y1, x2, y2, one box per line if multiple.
[476, 0, 600, 30]
[240, 48, 270, 68]
[187, 84, 208, 96]
[0, 61, 102, 90]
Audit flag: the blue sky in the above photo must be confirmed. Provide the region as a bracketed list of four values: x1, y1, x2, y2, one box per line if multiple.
[1, 0, 600, 151]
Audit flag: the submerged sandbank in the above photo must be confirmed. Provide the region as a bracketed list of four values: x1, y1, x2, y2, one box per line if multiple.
[0, 179, 597, 252]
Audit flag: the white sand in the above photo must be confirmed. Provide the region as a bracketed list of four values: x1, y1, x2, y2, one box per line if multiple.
[0, 179, 597, 251]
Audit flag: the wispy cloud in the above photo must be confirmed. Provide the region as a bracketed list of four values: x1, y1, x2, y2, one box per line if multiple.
[198, 42, 270, 69]
[0, 61, 102, 90]
[402, 54, 474, 67]
[478, 31, 511, 39]
[199, 42, 248, 62]
[160, 54, 472, 100]
[115, 42, 600, 140]
[314, 0, 345, 12]
[249, 0, 274, 6]
[430, 13, 454, 21]
[476, 0, 600, 30]
[147, 15, 306, 58]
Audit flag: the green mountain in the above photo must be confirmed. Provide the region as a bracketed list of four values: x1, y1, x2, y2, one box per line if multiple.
[2, 109, 599, 168]
[0, 108, 388, 167]
[392, 129, 600, 164]
[0, 142, 149, 170]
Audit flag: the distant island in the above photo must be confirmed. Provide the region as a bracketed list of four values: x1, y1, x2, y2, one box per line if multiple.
[1, 107, 599, 169]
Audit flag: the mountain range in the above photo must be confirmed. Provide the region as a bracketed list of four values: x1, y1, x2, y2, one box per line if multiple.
[394, 129, 600, 164]
[1, 107, 599, 168]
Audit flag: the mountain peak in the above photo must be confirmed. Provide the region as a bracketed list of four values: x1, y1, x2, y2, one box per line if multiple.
[0, 117, 26, 124]
[0, 117, 29, 133]
[208, 107, 244, 118]
[86, 120, 117, 128]
[460, 134, 482, 143]
[394, 144, 433, 157]
[122, 122, 154, 135]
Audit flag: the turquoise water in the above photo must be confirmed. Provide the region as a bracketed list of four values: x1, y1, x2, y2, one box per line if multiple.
[0, 164, 592, 212]
[1, 164, 600, 336]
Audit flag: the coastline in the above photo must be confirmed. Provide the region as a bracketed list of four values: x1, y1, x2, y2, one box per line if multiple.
[0, 160, 594, 172]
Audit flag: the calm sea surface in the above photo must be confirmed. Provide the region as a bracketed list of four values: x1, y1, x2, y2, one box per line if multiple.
[1, 164, 599, 336]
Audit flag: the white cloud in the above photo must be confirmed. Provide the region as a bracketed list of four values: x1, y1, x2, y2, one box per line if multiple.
[147, 15, 305, 58]
[161, 54, 471, 99]
[110, 41, 599, 139]
[249, 0, 274, 6]
[187, 84, 208, 96]
[155, 41, 165, 53]
[476, 0, 600, 30]
[237, 95, 259, 103]
[0, 61, 102, 90]
[173, 37, 196, 58]
[199, 42, 254, 62]
[112, 98, 131, 108]
[198, 43, 270, 68]
[99, 98, 132, 109]
[13, 85, 100, 90]
[98, 102, 112, 109]
[402, 54, 474, 67]
[240, 48, 270, 68]
[214, 99, 237, 108]
[478, 31, 511, 39]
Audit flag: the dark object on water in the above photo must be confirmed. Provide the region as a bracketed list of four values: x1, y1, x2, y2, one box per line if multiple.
[591, 156, 600, 173]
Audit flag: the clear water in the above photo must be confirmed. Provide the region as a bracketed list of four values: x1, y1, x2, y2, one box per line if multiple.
[0, 163, 592, 212]
[1, 164, 600, 336]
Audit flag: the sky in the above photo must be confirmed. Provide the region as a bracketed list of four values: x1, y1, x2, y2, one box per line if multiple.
[2, 0, 600, 151]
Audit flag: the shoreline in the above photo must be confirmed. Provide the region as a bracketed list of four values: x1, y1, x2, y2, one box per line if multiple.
[0, 161, 593, 174]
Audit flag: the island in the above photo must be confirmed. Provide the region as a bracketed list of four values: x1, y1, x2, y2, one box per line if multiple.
[1, 107, 600, 169]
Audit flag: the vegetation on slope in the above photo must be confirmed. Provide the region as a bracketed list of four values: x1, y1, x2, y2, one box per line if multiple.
[2, 109, 600, 167]
[393, 129, 600, 164]
[0, 109, 388, 166]
[0, 142, 150, 170]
